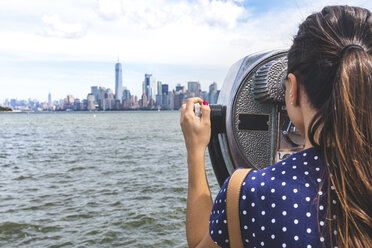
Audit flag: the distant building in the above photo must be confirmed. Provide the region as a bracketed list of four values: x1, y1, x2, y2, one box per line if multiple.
[208, 82, 218, 104]
[157, 81, 162, 95]
[115, 61, 123, 100]
[104, 88, 115, 110]
[67, 95, 74, 105]
[59, 99, 64, 109]
[174, 93, 185, 110]
[48, 92, 52, 110]
[74, 98, 81, 111]
[142, 81, 146, 100]
[162, 84, 168, 95]
[161, 84, 169, 109]
[176, 84, 185, 93]
[63, 95, 74, 109]
[143, 74, 155, 105]
[10, 99, 17, 109]
[201, 91, 208, 102]
[98, 87, 106, 110]
[122, 88, 131, 109]
[87, 94, 95, 111]
[3, 99, 9, 108]
[174, 84, 186, 110]
[82, 99, 88, 110]
[156, 81, 162, 107]
[170, 91, 175, 110]
[187, 81, 201, 98]
[91, 86, 100, 105]
[141, 93, 148, 108]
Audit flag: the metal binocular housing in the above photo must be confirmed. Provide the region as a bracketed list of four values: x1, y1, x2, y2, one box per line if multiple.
[208, 49, 305, 187]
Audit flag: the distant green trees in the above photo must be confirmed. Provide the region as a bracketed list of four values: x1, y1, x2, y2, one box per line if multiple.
[0, 106, 12, 111]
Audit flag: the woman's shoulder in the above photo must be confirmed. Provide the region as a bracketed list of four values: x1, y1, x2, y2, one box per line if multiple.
[240, 148, 326, 207]
[242, 147, 324, 190]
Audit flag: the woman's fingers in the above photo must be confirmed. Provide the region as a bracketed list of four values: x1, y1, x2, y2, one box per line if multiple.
[181, 98, 210, 128]
[180, 103, 187, 124]
[181, 103, 187, 116]
[185, 97, 203, 113]
[201, 103, 211, 125]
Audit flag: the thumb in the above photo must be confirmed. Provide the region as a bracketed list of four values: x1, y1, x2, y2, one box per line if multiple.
[201, 101, 211, 124]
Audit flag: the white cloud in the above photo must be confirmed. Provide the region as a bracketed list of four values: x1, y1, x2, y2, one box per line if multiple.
[97, 0, 123, 21]
[120, 1, 177, 29]
[2, 0, 370, 67]
[42, 14, 86, 39]
[100, 0, 249, 29]
[194, 0, 247, 29]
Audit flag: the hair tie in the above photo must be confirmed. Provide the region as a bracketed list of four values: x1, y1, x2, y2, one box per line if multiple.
[340, 44, 364, 56]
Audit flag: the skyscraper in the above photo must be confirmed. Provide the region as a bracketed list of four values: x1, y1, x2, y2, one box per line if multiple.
[144, 74, 154, 104]
[208, 82, 218, 104]
[87, 94, 95, 111]
[91, 86, 100, 104]
[161, 84, 169, 109]
[99, 87, 106, 110]
[161, 84, 169, 95]
[122, 88, 131, 108]
[48, 92, 52, 110]
[104, 88, 114, 110]
[157, 81, 162, 96]
[176, 84, 185, 93]
[187, 81, 201, 97]
[67, 95, 74, 105]
[156, 81, 162, 107]
[115, 61, 123, 100]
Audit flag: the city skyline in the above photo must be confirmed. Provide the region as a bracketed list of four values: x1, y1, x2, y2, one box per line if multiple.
[1, 1, 371, 103]
[3, 61, 221, 112]
[1, 62, 221, 106]
[0, 60, 226, 104]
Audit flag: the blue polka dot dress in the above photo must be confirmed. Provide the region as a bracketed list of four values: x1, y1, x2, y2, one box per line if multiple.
[209, 148, 338, 248]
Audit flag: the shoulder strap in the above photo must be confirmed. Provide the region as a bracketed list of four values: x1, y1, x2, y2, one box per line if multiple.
[226, 168, 252, 248]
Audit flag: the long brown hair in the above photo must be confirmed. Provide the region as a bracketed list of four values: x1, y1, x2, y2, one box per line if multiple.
[287, 6, 372, 247]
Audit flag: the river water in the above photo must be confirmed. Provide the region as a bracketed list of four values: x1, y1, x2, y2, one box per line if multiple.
[0, 112, 219, 248]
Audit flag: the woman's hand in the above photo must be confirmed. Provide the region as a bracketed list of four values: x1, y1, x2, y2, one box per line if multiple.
[180, 97, 211, 155]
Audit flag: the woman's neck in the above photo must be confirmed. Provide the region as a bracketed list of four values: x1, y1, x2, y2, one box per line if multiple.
[301, 104, 318, 150]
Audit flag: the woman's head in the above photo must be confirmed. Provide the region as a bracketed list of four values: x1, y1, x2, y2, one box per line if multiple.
[286, 6, 372, 248]
[288, 6, 371, 110]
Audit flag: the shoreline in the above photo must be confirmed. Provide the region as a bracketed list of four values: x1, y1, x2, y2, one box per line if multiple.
[0, 110, 179, 114]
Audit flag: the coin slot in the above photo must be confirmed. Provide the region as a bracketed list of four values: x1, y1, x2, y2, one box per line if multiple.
[238, 114, 270, 131]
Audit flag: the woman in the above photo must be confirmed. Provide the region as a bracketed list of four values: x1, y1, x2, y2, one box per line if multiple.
[180, 5, 371, 248]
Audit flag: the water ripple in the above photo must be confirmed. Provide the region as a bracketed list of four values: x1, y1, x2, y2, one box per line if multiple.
[0, 112, 219, 247]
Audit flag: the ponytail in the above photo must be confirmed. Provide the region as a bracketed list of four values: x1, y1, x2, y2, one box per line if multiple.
[288, 5, 372, 248]
[309, 46, 372, 248]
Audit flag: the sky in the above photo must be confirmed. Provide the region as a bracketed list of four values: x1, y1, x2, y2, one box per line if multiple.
[0, 0, 371, 103]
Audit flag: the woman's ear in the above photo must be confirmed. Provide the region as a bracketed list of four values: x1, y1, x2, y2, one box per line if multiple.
[287, 73, 299, 106]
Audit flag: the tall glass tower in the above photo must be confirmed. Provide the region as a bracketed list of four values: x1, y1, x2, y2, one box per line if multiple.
[144, 74, 154, 102]
[48, 92, 52, 110]
[115, 61, 123, 100]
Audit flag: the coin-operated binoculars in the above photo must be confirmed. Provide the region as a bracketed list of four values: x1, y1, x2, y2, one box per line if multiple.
[208, 50, 305, 187]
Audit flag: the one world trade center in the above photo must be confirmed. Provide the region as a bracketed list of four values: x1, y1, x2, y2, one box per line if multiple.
[115, 61, 123, 100]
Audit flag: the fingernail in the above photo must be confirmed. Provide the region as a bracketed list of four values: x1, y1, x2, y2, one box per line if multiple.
[203, 101, 208, 106]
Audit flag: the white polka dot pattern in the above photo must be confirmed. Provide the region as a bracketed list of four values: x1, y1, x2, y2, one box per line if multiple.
[209, 148, 338, 247]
